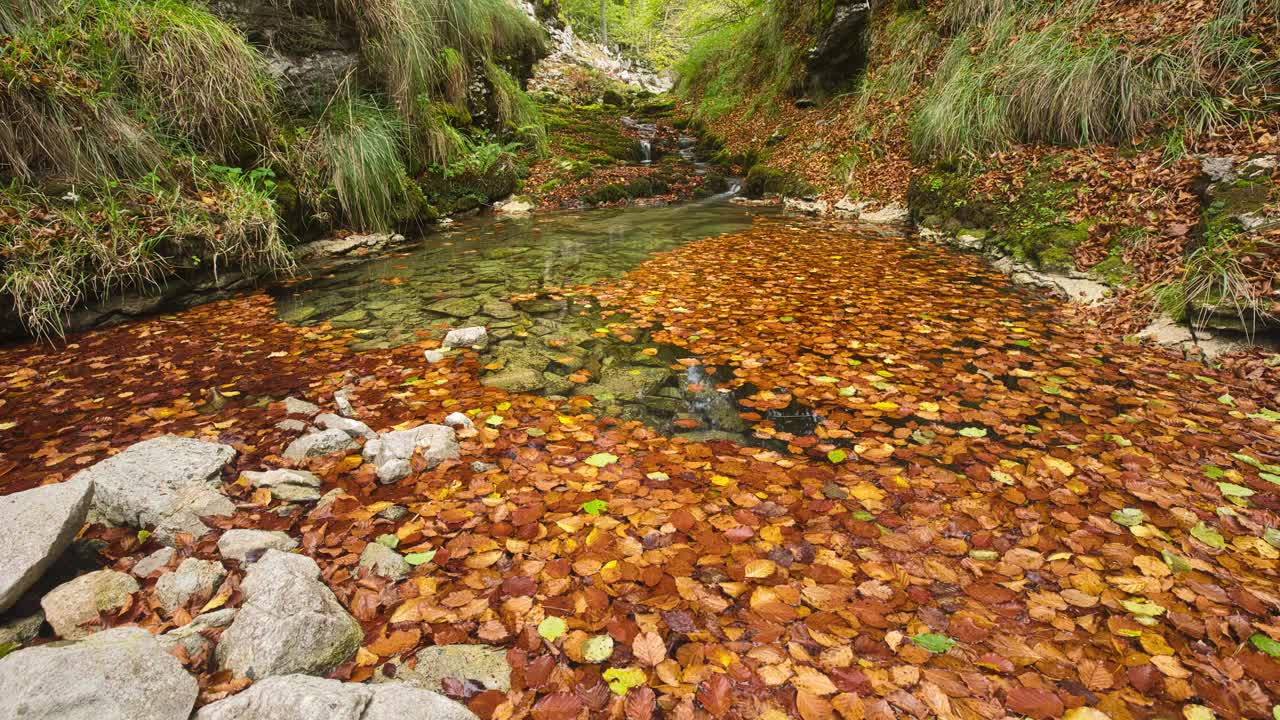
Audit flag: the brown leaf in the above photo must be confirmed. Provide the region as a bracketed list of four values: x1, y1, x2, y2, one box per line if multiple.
[632, 631, 666, 667]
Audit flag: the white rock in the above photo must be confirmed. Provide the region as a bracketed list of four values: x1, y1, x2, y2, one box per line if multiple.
[283, 397, 322, 417]
[376, 459, 413, 484]
[0, 626, 198, 720]
[359, 542, 410, 581]
[159, 608, 237, 657]
[154, 558, 226, 613]
[783, 197, 828, 215]
[423, 349, 447, 363]
[443, 326, 488, 349]
[363, 425, 460, 484]
[858, 204, 910, 224]
[0, 477, 94, 612]
[41, 570, 140, 640]
[215, 551, 362, 680]
[283, 428, 358, 463]
[315, 413, 377, 439]
[334, 389, 356, 417]
[443, 412, 473, 429]
[374, 644, 511, 693]
[194, 674, 477, 720]
[217, 529, 299, 562]
[132, 547, 176, 578]
[241, 469, 324, 503]
[494, 196, 535, 215]
[72, 436, 236, 546]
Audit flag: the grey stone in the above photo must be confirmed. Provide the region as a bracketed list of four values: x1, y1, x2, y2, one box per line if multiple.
[283, 429, 359, 463]
[276, 419, 310, 434]
[359, 542, 410, 581]
[132, 547, 176, 577]
[0, 626, 197, 720]
[194, 674, 477, 720]
[316, 413, 377, 440]
[41, 570, 140, 640]
[427, 297, 481, 318]
[218, 529, 298, 562]
[1200, 155, 1237, 182]
[376, 459, 413, 484]
[443, 412, 473, 429]
[470, 462, 498, 473]
[283, 397, 322, 417]
[375, 644, 511, 693]
[858, 204, 910, 224]
[377, 505, 409, 521]
[0, 609, 43, 646]
[0, 477, 94, 612]
[294, 233, 400, 260]
[481, 366, 544, 392]
[72, 436, 236, 546]
[215, 550, 362, 680]
[363, 425, 460, 485]
[334, 389, 356, 417]
[423, 349, 447, 363]
[242, 469, 324, 503]
[159, 608, 237, 657]
[443, 326, 488, 349]
[154, 558, 226, 613]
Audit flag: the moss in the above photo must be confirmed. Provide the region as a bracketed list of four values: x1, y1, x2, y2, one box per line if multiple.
[743, 164, 816, 199]
[1089, 254, 1135, 286]
[906, 171, 991, 228]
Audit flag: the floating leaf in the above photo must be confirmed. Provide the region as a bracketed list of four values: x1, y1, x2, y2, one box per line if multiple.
[486, 414, 504, 426]
[582, 634, 615, 663]
[376, 534, 399, 549]
[1191, 521, 1226, 550]
[538, 616, 567, 642]
[1252, 633, 1280, 657]
[404, 550, 435, 566]
[581, 499, 609, 516]
[603, 667, 647, 695]
[958, 426, 987, 438]
[584, 453, 619, 467]
[911, 633, 956, 653]
[827, 449, 847, 463]
[1111, 508, 1145, 527]
[1217, 482, 1254, 498]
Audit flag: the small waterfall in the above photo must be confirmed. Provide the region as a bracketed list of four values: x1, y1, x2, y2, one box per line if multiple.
[640, 140, 652, 164]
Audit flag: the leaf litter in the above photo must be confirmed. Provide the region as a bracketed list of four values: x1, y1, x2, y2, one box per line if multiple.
[0, 216, 1278, 718]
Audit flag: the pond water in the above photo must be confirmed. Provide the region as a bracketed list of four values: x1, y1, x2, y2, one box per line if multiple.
[271, 198, 812, 445]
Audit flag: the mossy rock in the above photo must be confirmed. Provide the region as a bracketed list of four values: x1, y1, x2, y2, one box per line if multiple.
[743, 165, 815, 199]
[906, 171, 992, 229]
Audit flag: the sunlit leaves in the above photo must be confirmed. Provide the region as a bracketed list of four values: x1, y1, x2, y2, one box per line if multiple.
[603, 667, 646, 694]
[826, 449, 847, 463]
[584, 453, 618, 467]
[1191, 521, 1226, 550]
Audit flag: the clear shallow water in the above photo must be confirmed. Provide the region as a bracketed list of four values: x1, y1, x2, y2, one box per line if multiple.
[271, 199, 801, 444]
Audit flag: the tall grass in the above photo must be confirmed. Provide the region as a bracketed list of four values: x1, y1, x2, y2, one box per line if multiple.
[322, 93, 409, 231]
[675, 3, 801, 120]
[862, 12, 940, 101]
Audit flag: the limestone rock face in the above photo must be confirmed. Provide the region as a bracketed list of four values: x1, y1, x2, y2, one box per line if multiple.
[0, 477, 94, 612]
[0, 626, 198, 720]
[73, 436, 236, 545]
[41, 570, 140, 640]
[194, 674, 478, 720]
[215, 550, 362, 679]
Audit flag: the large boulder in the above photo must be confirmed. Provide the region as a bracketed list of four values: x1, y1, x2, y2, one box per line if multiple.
[72, 436, 236, 545]
[0, 626, 198, 720]
[215, 550, 362, 679]
[363, 424, 460, 484]
[0, 477, 94, 612]
[41, 570, 140, 640]
[194, 674, 477, 720]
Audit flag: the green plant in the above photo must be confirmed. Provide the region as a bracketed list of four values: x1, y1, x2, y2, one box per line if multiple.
[322, 93, 410, 231]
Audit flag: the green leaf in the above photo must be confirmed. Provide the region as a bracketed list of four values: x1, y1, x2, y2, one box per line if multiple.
[1218, 482, 1255, 498]
[1265, 528, 1280, 549]
[581, 499, 608, 516]
[1162, 549, 1191, 573]
[646, 471, 669, 481]
[0, 642, 17, 660]
[911, 633, 956, 653]
[1217, 394, 1236, 407]
[1252, 633, 1280, 657]
[839, 386, 857, 397]
[485, 414, 504, 426]
[1121, 598, 1166, 617]
[812, 376, 838, 384]
[1111, 508, 1146, 527]
[1191, 521, 1226, 550]
[1041, 384, 1062, 395]
[404, 550, 435, 566]
[376, 534, 399, 549]
[958, 426, 988, 438]
[1250, 408, 1280, 422]
[852, 510, 875, 521]
[827, 449, 848, 464]
[584, 453, 619, 468]
[1023, 424, 1042, 434]
[137, 529, 152, 544]
[582, 635, 615, 663]
[526, 428, 546, 437]
[1261, 472, 1280, 485]
[537, 616, 567, 642]
[603, 667, 647, 695]
[1204, 465, 1226, 480]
